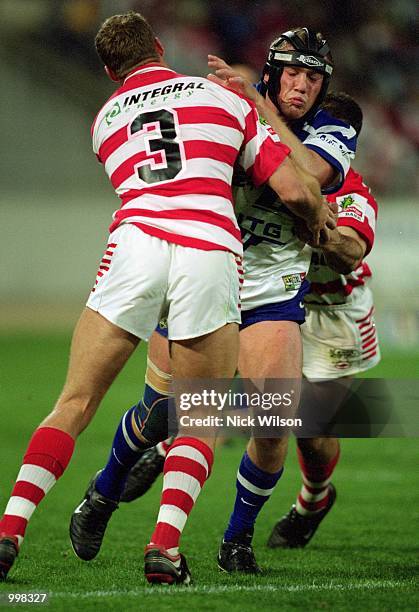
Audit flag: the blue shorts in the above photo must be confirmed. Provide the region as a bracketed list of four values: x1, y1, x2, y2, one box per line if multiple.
[155, 280, 310, 338]
[241, 280, 310, 329]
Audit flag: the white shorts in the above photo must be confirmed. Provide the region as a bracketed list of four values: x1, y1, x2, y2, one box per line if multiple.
[302, 285, 381, 380]
[87, 224, 241, 341]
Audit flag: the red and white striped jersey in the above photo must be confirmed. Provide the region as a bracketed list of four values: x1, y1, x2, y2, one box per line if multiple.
[305, 168, 378, 305]
[92, 63, 290, 255]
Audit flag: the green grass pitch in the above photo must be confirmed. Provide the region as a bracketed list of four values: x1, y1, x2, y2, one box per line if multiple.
[0, 333, 418, 610]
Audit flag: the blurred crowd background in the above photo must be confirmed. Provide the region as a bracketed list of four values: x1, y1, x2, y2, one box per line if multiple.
[1, 0, 417, 196]
[0, 0, 418, 347]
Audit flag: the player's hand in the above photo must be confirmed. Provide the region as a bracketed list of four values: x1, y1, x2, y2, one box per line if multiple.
[325, 205, 338, 230]
[328, 200, 338, 216]
[306, 200, 336, 246]
[295, 201, 337, 246]
[208, 54, 231, 73]
[294, 218, 312, 244]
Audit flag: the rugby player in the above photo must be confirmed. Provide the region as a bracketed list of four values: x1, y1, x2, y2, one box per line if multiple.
[118, 91, 378, 571]
[0, 14, 333, 583]
[68, 28, 355, 581]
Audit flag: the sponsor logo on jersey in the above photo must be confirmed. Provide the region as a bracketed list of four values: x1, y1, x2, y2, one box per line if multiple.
[296, 54, 323, 68]
[282, 272, 306, 292]
[316, 135, 351, 157]
[339, 195, 355, 210]
[329, 347, 360, 369]
[105, 101, 122, 126]
[337, 193, 366, 222]
[104, 82, 206, 126]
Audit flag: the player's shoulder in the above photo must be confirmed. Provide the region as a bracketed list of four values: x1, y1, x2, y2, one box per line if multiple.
[204, 77, 255, 111]
[334, 168, 375, 201]
[311, 108, 353, 132]
[328, 167, 378, 218]
[300, 109, 356, 144]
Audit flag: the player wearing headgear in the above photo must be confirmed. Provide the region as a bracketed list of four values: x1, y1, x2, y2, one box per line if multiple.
[118, 32, 351, 514]
[208, 31, 359, 573]
[268, 92, 380, 550]
[97, 86, 377, 574]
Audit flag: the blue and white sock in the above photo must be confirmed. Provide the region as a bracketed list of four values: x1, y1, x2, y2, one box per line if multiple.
[95, 382, 170, 501]
[95, 404, 148, 501]
[224, 451, 283, 544]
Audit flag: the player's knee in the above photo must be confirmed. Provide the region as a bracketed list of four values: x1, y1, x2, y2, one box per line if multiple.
[135, 397, 172, 446]
[298, 437, 338, 459]
[254, 437, 288, 460]
[49, 391, 101, 435]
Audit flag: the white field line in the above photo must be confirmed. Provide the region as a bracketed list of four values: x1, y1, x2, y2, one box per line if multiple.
[49, 580, 412, 599]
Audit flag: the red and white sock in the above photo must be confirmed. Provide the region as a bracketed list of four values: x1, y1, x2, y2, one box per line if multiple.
[156, 437, 174, 458]
[0, 427, 75, 546]
[295, 447, 340, 516]
[149, 437, 214, 557]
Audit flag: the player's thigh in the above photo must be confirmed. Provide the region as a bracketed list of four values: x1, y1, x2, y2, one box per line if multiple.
[148, 329, 171, 374]
[171, 323, 239, 449]
[61, 308, 139, 402]
[302, 300, 380, 379]
[239, 320, 302, 379]
[171, 322, 239, 379]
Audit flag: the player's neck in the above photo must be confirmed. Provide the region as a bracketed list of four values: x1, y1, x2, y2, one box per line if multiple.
[124, 57, 169, 79]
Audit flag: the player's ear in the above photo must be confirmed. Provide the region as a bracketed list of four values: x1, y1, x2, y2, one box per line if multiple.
[155, 37, 164, 58]
[104, 65, 120, 82]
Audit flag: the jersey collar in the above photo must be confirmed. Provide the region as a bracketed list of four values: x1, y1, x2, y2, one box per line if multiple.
[123, 63, 177, 84]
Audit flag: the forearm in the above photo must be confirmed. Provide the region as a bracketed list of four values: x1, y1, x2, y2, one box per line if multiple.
[269, 158, 323, 221]
[321, 229, 364, 274]
[268, 156, 336, 246]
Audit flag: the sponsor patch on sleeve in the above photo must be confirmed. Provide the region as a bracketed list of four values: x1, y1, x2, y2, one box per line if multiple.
[337, 193, 367, 222]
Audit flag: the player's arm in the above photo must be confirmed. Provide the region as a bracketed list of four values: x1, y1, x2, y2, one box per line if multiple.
[295, 221, 366, 274]
[267, 156, 337, 246]
[320, 226, 367, 274]
[231, 80, 337, 245]
[208, 56, 335, 186]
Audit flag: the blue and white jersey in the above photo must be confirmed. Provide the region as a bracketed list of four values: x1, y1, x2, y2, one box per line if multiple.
[237, 110, 357, 311]
[295, 108, 357, 194]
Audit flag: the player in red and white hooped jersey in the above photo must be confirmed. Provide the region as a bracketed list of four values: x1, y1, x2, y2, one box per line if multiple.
[303, 165, 380, 377]
[91, 63, 288, 257]
[0, 12, 333, 585]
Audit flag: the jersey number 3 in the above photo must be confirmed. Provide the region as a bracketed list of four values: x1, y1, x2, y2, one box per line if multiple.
[130, 109, 184, 184]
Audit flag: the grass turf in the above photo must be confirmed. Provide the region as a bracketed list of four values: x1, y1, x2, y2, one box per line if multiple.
[0, 333, 418, 610]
